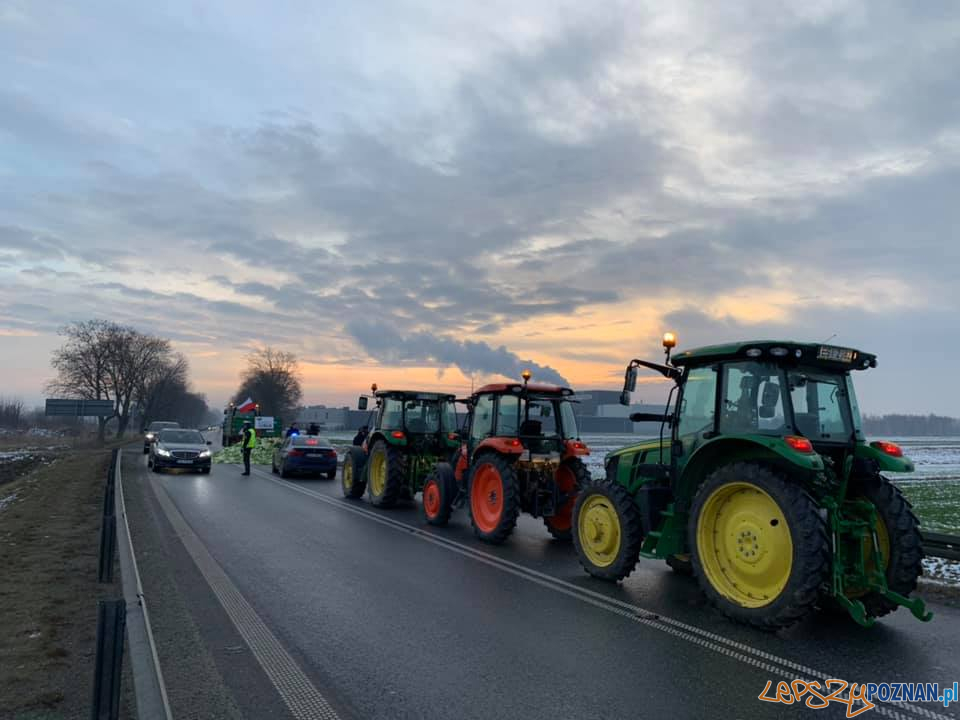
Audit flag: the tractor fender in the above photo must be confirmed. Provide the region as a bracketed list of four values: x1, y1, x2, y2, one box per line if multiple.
[677, 435, 824, 499]
[854, 443, 915, 473]
[473, 437, 525, 459]
[562, 439, 590, 460]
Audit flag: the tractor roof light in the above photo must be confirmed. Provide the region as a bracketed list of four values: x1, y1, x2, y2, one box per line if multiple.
[391, 430, 405, 439]
[521, 369, 532, 383]
[371, 383, 378, 393]
[745, 348, 763, 358]
[784, 435, 814, 454]
[871, 440, 903, 458]
[662, 332, 677, 349]
[770, 347, 788, 357]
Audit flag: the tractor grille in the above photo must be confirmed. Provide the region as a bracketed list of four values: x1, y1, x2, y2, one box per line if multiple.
[173, 451, 199, 460]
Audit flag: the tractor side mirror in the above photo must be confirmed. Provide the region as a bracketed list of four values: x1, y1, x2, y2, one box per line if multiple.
[619, 390, 631, 406]
[624, 366, 638, 393]
[358, 396, 368, 411]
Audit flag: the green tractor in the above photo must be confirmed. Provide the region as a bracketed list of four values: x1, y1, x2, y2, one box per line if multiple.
[341, 386, 461, 508]
[572, 333, 930, 629]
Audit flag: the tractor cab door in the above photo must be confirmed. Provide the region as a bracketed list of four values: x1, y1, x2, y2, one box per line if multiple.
[673, 365, 720, 476]
[466, 393, 495, 461]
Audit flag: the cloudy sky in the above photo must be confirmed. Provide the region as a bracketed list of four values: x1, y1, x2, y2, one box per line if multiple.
[1, 0, 958, 414]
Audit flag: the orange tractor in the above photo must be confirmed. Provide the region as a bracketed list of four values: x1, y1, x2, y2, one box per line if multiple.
[422, 372, 591, 543]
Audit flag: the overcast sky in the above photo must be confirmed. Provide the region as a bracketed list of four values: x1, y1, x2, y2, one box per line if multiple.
[1, 1, 958, 414]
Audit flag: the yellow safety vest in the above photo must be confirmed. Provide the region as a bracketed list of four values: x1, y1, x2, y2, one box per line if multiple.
[244, 428, 257, 449]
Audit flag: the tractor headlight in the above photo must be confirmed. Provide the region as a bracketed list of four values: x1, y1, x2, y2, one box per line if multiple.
[155, 447, 172, 457]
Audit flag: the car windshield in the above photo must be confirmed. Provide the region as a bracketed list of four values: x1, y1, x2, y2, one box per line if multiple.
[787, 369, 854, 442]
[148, 422, 179, 431]
[159, 430, 205, 444]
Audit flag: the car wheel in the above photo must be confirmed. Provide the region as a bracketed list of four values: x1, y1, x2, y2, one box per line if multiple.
[271, 459, 278, 474]
[280, 462, 291, 479]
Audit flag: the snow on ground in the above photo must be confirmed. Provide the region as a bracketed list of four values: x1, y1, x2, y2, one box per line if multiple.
[0, 492, 18, 512]
[922, 557, 960, 586]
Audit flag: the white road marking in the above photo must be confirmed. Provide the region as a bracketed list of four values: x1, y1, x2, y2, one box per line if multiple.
[251, 466, 955, 720]
[150, 474, 341, 720]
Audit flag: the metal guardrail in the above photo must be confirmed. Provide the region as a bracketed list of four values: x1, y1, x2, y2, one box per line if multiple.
[922, 531, 960, 562]
[113, 448, 174, 720]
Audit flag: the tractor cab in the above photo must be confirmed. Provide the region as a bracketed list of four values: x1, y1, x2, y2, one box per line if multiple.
[361, 389, 460, 454]
[463, 376, 583, 463]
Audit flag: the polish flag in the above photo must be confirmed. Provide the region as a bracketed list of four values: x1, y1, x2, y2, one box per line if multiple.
[236, 397, 256, 413]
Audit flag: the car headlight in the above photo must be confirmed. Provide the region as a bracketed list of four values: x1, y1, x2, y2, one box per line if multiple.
[146, 433, 155, 440]
[155, 447, 172, 457]
[199, 449, 211, 458]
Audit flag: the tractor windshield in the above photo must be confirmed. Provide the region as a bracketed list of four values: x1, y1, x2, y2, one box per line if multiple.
[786, 369, 856, 443]
[402, 399, 443, 434]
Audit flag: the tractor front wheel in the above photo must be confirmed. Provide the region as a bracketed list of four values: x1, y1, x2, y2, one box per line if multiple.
[367, 439, 405, 508]
[468, 454, 520, 543]
[690, 462, 829, 630]
[543, 458, 590, 541]
[341, 447, 367, 499]
[422, 462, 457, 526]
[572, 480, 644, 581]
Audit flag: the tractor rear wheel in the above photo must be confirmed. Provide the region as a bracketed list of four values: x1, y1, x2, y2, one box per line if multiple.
[848, 473, 924, 619]
[367, 439, 405, 508]
[690, 463, 829, 630]
[422, 462, 457, 526]
[468, 453, 520, 543]
[572, 480, 644, 581]
[341, 447, 367, 499]
[543, 458, 590, 541]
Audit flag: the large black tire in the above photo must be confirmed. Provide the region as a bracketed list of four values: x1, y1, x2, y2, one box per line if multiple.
[543, 457, 590, 541]
[422, 462, 457, 526]
[367, 439, 405, 508]
[341, 447, 367, 499]
[690, 462, 830, 630]
[849, 473, 924, 619]
[468, 453, 520, 544]
[572, 480, 644, 581]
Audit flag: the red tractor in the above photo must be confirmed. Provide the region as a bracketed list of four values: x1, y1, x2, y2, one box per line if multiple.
[422, 372, 591, 543]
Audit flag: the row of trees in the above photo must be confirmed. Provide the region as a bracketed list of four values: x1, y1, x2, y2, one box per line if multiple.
[0, 397, 24, 428]
[231, 348, 303, 422]
[862, 414, 960, 437]
[47, 320, 210, 440]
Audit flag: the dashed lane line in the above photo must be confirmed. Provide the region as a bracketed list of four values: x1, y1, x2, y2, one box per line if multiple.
[251, 467, 956, 720]
[150, 475, 341, 720]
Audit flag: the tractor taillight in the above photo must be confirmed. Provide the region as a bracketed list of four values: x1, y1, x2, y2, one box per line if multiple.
[391, 431, 405, 439]
[784, 436, 814, 453]
[448, 432, 458, 441]
[871, 440, 903, 458]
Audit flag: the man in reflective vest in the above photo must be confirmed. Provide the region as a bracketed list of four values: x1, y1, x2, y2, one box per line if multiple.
[241, 421, 257, 476]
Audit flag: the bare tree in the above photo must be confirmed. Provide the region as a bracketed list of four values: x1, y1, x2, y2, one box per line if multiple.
[47, 320, 117, 441]
[233, 347, 303, 421]
[47, 320, 181, 440]
[135, 353, 190, 430]
[0, 396, 24, 429]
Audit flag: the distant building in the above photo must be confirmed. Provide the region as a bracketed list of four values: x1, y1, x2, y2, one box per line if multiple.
[295, 405, 349, 430]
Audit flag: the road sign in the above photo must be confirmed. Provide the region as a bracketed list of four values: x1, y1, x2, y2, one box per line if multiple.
[254, 416, 274, 430]
[45, 399, 114, 416]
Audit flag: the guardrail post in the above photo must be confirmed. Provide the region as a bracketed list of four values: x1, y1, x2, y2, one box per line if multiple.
[98, 513, 116, 583]
[90, 599, 126, 720]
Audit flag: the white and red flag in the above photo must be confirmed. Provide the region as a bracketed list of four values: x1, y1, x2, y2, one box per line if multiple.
[236, 397, 256, 413]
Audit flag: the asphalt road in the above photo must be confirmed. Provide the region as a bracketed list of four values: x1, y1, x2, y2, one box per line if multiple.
[124, 448, 960, 720]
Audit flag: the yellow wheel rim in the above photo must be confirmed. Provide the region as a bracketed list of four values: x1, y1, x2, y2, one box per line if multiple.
[343, 461, 353, 490]
[577, 494, 622, 568]
[696, 482, 792, 608]
[369, 448, 386, 497]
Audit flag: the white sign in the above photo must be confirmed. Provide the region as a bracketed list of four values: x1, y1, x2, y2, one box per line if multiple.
[254, 416, 274, 430]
